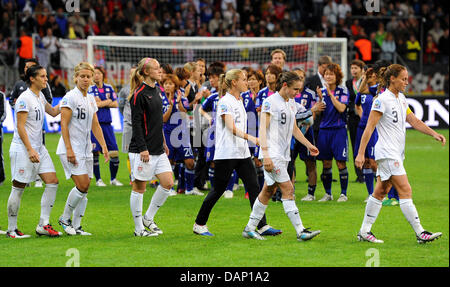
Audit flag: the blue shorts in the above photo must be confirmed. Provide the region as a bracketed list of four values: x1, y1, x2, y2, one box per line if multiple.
[355, 125, 378, 160]
[91, 123, 118, 152]
[205, 146, 215, 162]
[164, 128, 194, 162]
[316, 127, 348, 161]
[292, 128, 316, 162]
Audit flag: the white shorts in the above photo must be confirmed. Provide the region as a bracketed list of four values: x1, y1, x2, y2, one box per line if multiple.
[10, 146, 56, 183]
[59, 154, 93, 180]
[129, 152, 172, 182]
[263, 159, 290, 186]
[376, 158, 406, 181]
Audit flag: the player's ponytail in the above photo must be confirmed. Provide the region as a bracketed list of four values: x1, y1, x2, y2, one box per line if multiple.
[218, 69, 242, 97]
[128, 57, 153, 101]
[378, 64, 406, 94]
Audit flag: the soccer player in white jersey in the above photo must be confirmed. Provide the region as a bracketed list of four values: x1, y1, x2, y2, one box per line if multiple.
[243, 71, 321, 241]
[57, 62, 110, 236]
[355, 64, 446, 244]
[7, 65, 61, 238]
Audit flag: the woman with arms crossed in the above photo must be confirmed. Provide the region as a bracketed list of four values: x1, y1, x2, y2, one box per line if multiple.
[355, 64, 446, 244]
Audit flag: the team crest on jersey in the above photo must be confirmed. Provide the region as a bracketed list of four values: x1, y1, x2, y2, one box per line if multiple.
[262, 101, 271, 112]
[19, 169, 24, 174]
[138, 166, 143, 172]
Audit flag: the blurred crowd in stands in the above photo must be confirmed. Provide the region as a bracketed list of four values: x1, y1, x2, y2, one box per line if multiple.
[0, 0, 449, 76]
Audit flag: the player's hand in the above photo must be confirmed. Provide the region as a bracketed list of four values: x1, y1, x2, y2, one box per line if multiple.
[308, 145, 319, 156]
[28, 148, 40, 163]
[434, 133, 446, 146]
[140, 150, 150, 163]
[311, 102, 326, 113]
[102, 146, 110, 163]
[176, 90, 182, 102]
[316, 86, 323, 101]
[66, 149, 77, 166]
[164, 144, 170, 156]
[263, 157, 274, 172]
[355, 153, 365, 170]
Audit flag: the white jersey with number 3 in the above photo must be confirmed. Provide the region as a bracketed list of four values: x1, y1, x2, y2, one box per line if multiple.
[56, 87, 98, 158]
[10, 88, 47, 152]
[259, 92, 297, 162]
[214, 92, 251, 160]
[371, 89, 408, 161]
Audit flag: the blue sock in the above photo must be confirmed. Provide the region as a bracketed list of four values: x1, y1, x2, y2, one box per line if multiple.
[226, 171, 236, 191]
[185, 168, 195, 192]
[388, 187, 399, 200]
[208, 167, 214, 190]
[321, 168, 332, 195]
[339, 168, 348, 196]
[93, 154, 101, 181]
[363, 168, 374, 195]
[178, 164, 186, 190]
[109, 156, 120, 181]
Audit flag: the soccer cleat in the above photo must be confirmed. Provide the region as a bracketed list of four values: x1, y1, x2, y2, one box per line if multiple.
[168, 189, 178, 196]
[58, 217, 76, 236]
[297, 228, 321, 241]
[301, 194, 315, 201]
[143, 217, 163, 234]
[416, 231, 442, 244]
[36, 224, 62, 237]
[96, 179, 107, 187]
[6, 229, 31, 239]
[223, 190, 234, 198]
[134, 229, 158, 237]
[110, 178, 124, 186]
[75, 226, 92, 236]
[337, 194, 348, 202]
[193, 223, 214, 236]
[357, 231, 384, 243]
[318, 194, 333, 202]
[258, 225, 282, 236]
[34, 179, 43, 188]
[185, 188, 204, 196]
[242, 227, 266, 240]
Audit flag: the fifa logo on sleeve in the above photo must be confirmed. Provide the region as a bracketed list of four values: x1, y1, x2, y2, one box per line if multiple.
[365, 0, 380, 13]
[64, 0, 80, 13]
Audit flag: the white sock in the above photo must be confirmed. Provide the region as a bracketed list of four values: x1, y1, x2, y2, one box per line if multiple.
[130, 191, 144, 232]
[399, 198, 424, 235]
[62, 187, 85, 222]
[72, 196, 88, 230]
[39, 183, 58, 226]
[360, 195, 382, 233]
[7, 186, 25, 232]
[282, 199, 304, 235]
[144, 185, 170, 221]
[246, 197, 267, 232]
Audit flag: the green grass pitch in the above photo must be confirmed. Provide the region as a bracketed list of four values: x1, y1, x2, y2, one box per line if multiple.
[0, 129, 448, 267]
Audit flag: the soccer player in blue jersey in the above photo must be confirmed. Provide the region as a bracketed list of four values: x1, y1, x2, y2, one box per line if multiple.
[161, 73, 202, 196]
[90, 66, 122, 187]
[255, 64, 282, 112]
[290, 69, 326, 201]
[355, 67, 378, 202]
[315, 63, 350, 202]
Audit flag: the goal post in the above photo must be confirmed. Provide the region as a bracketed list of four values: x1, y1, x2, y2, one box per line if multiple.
[82, 36, 347, 91]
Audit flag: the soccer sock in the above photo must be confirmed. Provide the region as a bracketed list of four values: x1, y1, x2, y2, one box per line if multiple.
[72, 196, 88, 230]
[185, 168, 195, 192]
[109, 156, 120, 181]
[399, 199, 425, 235]
[360, 196, 382, 234]
[321, 168, 332, 195]
[174, 163, 180, 181]
[246, 197, 267, 232]
[178, 163, 186, 190]
[363, 168, 374, 196]
[208, 167, 214, 191]
[234, 170, 239, 185]
[62, 187, 85, 222]
[226, 171, 236, 192]
[307, 184, 316, 196]
[144, 185, 171, 221]
[339, 167, 348, 196]
[130, 191, 144, 232]
[93, 153, 101, 181]
[282, 199, 304, 235]
[388, 187, 399, 200]
[39, 183, 58, 226]
[7, 186, 25, 232]
[256, 166, 265, 192]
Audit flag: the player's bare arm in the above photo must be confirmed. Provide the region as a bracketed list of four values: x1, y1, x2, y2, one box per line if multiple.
[355, 110, 382, 169]
[406, 112, 446, 146]
[16, 111, 39, 163]
[91, 113, 110, 163]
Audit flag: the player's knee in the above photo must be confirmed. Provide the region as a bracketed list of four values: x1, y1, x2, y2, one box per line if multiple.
[336, 161, 346, 170]
[109, 150, 119, 158]
[185, 159, 195, 170]
[77, 181, 90, 193]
